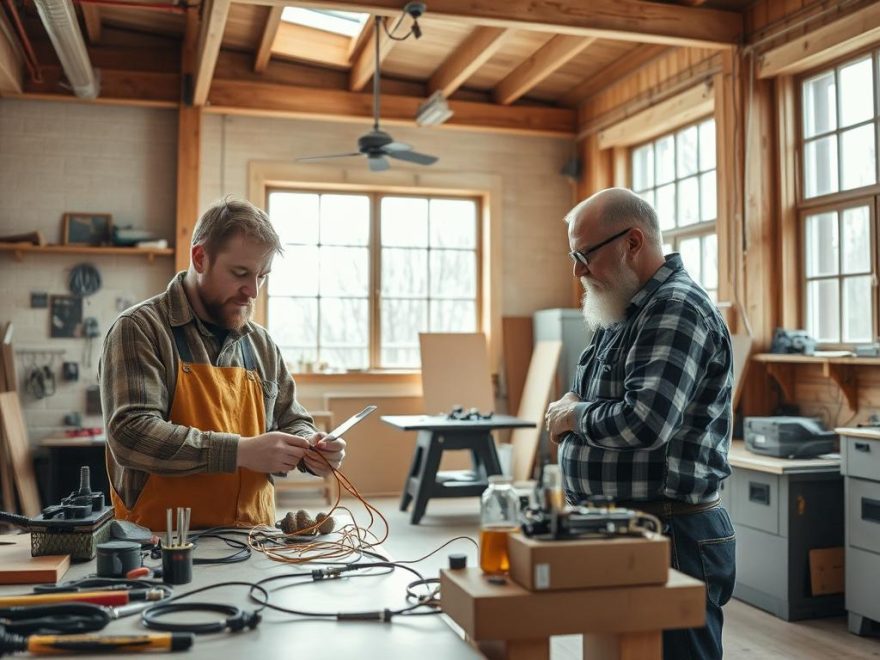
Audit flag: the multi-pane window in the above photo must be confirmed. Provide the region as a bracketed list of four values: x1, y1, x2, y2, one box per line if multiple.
[631, 118, 718, 300]
[266, 190, 480, 371]
[799, 51, 879, 344]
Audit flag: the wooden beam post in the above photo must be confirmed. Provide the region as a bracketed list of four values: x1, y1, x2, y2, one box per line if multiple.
[176, 6, 201, 273]
[192, 0, 231, 106]
[254, 5, 283, 73]
[428, 26, 509, 98]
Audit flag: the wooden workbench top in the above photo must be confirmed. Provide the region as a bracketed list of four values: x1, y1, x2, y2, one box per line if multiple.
[835, 427, 880, 441]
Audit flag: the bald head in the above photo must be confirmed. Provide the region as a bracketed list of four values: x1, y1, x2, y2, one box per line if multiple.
[564, 187, 663, 251]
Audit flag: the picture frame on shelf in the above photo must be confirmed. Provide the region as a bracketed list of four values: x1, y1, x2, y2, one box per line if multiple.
[62, 213, 113, 246]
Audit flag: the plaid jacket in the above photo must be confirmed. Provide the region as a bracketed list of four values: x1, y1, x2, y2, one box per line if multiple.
[560, 254, 732, 504]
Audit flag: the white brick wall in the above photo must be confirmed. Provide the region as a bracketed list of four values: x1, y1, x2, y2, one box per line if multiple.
[0, 99, 177, 440]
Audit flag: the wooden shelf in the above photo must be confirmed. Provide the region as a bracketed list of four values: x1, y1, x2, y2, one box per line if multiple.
[752, 353, 880, 411]
[0, 242, 174, 263]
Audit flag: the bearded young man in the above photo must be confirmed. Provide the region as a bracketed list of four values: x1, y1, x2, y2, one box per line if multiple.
[544, 188, 735, 660]
[100, 199, 344, 531]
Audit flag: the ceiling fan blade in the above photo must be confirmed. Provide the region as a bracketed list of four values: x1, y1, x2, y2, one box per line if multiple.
[297, 152, 363, 162]
[386, 150, 438, 166]
[384, 141, 412, 152]
[368, 155, 390, 172]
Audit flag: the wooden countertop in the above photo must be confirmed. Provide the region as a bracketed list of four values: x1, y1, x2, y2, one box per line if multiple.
[835, 427, 880, 441]
[728, 439, 840, 475]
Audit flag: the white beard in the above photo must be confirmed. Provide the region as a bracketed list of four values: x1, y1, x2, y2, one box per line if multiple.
[580, 265, 641, 331]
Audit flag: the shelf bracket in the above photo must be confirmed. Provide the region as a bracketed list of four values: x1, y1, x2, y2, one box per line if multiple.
[765, 363, 795, 402]
[823, 362, 857, 411]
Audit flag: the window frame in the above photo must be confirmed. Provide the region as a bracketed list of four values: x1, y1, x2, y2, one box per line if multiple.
[264, 185, 484, 372]
[794, 45, 880, 346]
[628, 115, 719, 299]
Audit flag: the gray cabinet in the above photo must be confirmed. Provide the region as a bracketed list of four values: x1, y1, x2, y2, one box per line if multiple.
[727, 441, 843, 621]
[533, 308, 592, 395]
[838, 430, 880, 636]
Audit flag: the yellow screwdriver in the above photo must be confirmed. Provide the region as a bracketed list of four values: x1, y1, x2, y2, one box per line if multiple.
[2, 632, 194, 655]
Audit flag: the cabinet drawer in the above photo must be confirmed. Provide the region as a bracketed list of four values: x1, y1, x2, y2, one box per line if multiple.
[732, 470, 779, 535]
[848, 477, 880, 554]
[841, 436, 880, 480]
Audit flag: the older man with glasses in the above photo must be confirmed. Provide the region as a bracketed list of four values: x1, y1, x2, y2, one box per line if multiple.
[544, 187, 736, 660]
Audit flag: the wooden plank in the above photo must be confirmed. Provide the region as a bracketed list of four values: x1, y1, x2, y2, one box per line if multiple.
[759, 3, 880, 78]
[494, 35, 595, 105]
[253, 5, 283, 73]
[501, 317, 533, 415]
[428, 26, 509, 98]
[731, 334, 752, 411]
[510, 340, 561, 482]
[207, 79, 576, 136]
[558, 44, 668, 107]
[349, 15, 413, 92]
[271, 21, 352, 70]
[175, 106, 201, 273]
[0, 535, 70, 585]
[2, 322, 15, 392]
[419, 333, 494, 415]
[597, 82, 714, 149]
[81, 4, 102, 44]
[0, 11, 23, 95]
[776, 75, 799, 328]
[192, 0, 231, 105]
[248, 0, 743, 48]
[0, 392, 40, 516]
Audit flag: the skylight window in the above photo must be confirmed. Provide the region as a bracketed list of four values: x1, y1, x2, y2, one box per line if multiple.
[281, 8, 368, 37]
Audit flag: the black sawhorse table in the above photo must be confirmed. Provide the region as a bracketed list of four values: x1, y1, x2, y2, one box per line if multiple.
[381, 415, 535, 524]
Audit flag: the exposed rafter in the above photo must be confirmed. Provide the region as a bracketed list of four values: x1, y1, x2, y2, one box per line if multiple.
[0, 11, 23, 95]
[428, 26, 509, 98]
[192, 0, 231, 105]
[81, 4, 102, 44]
[241, 0, 743, 48]
[494, 35, 595, 105]
[349, 13, 413, 92]
[254, 5, 283, 73]
[558, 44, 669, 107]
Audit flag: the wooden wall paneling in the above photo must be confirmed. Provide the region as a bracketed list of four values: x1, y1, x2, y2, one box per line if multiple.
[2, 322, 15, 392]
[612, 147, 628, 188]
[501, 317, 534, 414]
[419, 333, 494, 414]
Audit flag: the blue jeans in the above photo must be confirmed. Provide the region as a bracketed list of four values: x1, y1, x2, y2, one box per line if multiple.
[662, 504, 736, 659]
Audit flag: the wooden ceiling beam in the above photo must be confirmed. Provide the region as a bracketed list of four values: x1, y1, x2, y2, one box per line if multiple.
[192, 0, 230, 105]
[238, 0, 742, 48]
[493, 35, 595, 105]
[349, 14, 413, 92]
[207, 78, 575, 136]
[0, 12, 23, 95]
[428, 26, 509, 98]
[254, 5, 283, 73]
[558, 43, 669, 107]
[81, 5, 102, 44]
[272, 22, 351, 70]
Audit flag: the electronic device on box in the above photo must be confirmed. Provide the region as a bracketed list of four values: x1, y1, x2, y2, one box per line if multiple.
[744, 416, 837, 459]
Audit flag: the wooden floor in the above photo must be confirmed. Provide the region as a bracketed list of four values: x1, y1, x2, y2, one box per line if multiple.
[277, 492, 880, 659]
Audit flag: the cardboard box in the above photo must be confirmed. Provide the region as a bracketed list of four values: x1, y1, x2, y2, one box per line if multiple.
[809, 547, 844, 596]
[507, 532, 669, 591]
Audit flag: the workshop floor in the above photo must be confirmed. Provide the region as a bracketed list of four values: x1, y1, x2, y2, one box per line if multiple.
[277, 492, 880, 659]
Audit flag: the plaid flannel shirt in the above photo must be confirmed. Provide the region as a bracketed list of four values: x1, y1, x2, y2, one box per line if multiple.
[560, 253, 732, 504]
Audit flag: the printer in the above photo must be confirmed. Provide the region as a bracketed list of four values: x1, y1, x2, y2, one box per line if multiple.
[743, 416, 837, 459]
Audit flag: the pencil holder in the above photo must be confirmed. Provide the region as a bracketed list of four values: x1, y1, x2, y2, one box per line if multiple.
[161, 543, 193, 585]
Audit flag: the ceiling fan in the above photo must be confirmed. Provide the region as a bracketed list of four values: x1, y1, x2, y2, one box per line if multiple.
[297, 14, 438, 172]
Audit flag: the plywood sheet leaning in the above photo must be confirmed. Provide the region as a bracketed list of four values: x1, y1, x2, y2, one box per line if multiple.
[731, 334, 753, 411]
[502, 317, 534, 414]
[0, 392, 41, 516]
[0, 534, 70, 584]
[419, 333, 494, 415]
[511, 340, 562, 482]
[1, 322, 15, 392]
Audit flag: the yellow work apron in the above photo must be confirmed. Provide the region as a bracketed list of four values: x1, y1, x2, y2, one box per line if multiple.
[110, 325, 274, 532]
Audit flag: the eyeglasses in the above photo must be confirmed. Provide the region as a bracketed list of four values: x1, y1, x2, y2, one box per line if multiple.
[568, 227, 632, 267]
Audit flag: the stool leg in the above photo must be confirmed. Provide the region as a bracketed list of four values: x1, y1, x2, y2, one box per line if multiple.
[472, 432, 502, 479]
[400, 443, 425, 512]
[410, 431, 444, 525]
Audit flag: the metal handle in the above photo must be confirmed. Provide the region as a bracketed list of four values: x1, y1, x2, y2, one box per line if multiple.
[862, 497, 880, 525]
[749, 481, 771, 506]
[854, 442, 871, 453]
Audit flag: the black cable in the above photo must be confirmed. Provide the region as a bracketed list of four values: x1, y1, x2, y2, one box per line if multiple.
[186, 528, 252, 564]
[141, 582, 266, 635]
[0, 603, 110, 635]
[32, 577, 170, 597]
[0, 512, 30, 528]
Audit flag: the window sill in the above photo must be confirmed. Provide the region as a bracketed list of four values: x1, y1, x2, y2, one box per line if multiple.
[291, 370, 421, 386]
